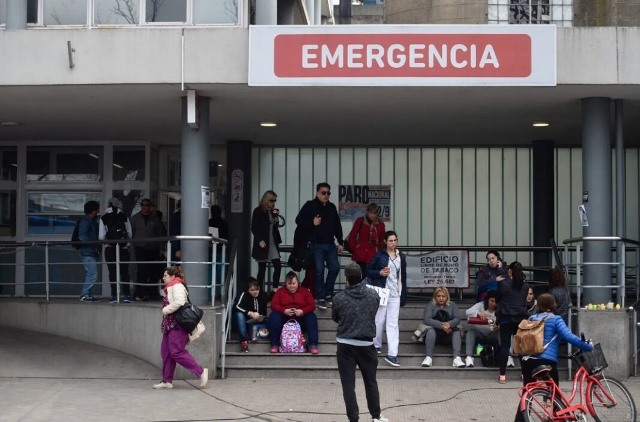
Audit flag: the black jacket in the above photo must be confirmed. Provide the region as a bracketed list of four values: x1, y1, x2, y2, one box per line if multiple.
[251, 206, 282, 261]
[497, 278, 530, 323]
[295, 198, 344, 245]
[234, 291, 268, 317]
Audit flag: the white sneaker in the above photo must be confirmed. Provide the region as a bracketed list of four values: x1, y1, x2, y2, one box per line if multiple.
[465, 356, 475, 367]
[421, 356, 432, 367]
[507, 356, 515, 368]
[452, 356, 465, 368]
[152, 382, 173, 389]
[200, 368, 209, 388]
[373, 416, 390, 422]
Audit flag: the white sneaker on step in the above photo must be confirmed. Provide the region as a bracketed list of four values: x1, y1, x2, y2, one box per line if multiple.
[465, 356, 475, 367]
[373, 416, 390, 422]
[507, 356, 515, 368]
[452, 356, 465, 368]
[200, 368, 209, 388]
[421, 356, 432, 367]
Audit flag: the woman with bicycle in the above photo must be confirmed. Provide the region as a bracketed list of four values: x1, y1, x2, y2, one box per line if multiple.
[519, 293, 593, 386]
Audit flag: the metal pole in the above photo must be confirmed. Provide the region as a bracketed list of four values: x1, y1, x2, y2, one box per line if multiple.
[620, 241, 625, 307]
[211, 241, 217, 307]
[576, 243, 581, 310]
[45, 242, 50, 302]
[116, 244, 121, 303]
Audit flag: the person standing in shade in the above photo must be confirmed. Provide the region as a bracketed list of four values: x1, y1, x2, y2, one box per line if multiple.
[168, 199, 182, 263]
[131, 198, 166, 301]
[209, 204, 229, 240]
[332, 263, 389, 422]
[251, 190, 283, 293]
[295, 182, 344, 310]
[99, 197, 134, 303]
[78, 200, 101, 302]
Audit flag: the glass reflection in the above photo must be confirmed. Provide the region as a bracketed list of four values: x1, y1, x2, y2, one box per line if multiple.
[146, 0, 186, 22]
[113, 146, 145, 181]
[95, 0, 140, 24]
[0, 147, 17, 181]
[0, 191, 16, 237]
[194, 0, 238, 24]
[0, 0, 6, 24]
[27, 147, 103, 181]
[44, 0, 88, 25]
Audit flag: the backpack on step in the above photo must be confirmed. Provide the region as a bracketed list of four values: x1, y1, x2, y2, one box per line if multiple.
[279, 319, 306, 353]
[513, 314, 557, 356]
[102, 212, 129, 244]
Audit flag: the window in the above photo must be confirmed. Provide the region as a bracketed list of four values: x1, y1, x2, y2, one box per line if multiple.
[111, 189, 145, 216]
[0, 147, 17, 181]
[27, 192, 100, 235]
[0, 0, 6, 25]
[94, 0, 139, 24]
[193, 0, 238, 24]
[43, 0, 88, 25]
[113, 146, 145, 182]
[146, 0, 186, 23]
[27, 146, 103, 182]
[488, 0, 572, 27]
[0, 191, 16, 237]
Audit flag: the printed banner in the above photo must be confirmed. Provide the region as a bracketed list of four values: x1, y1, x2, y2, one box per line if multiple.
[338, 184, 391, 221]
[406, 250, 470, 288]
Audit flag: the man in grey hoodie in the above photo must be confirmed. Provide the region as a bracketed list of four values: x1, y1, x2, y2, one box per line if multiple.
[332, 263, 389, 422]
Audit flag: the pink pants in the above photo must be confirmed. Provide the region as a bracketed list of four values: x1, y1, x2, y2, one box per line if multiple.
[161, 326, 203, 383]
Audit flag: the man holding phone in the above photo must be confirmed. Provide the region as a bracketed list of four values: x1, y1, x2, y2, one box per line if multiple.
[295, 182, 345, 310]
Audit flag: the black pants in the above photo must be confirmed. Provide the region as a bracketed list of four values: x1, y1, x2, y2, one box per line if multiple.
[514, 358, 559, 422]
[498, 320, 523, 375]
[134, 247, 162, 299]
[336, 342, 382, 422]
[105, 246, 131, 297]
[257, 259, 282, 290]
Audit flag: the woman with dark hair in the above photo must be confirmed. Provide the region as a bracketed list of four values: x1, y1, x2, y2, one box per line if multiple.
[154, 266, 208, 390]
[496, 261, 530, 383]
[475, 250, 508, 302]
[234, 277, 269, 353]
[347, 203, 386, 276]
[251, 190, 284, 293]
[366, 230, 407, 367]
[513, 293, 592, 422]
[548, 267, 570, 323]
[464, 291, 499, 367]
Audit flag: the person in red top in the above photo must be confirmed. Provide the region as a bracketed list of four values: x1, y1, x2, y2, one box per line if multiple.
[268, 271, 320, 354]
[347, 203, 386, 277]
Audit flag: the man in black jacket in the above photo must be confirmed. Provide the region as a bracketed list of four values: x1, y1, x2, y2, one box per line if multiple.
[295, 182, 344, 309]
[332, 264, 388, 422]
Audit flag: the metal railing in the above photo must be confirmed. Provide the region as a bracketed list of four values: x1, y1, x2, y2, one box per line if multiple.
[0, 235, 230, 307]
[562, 236, 640, 309]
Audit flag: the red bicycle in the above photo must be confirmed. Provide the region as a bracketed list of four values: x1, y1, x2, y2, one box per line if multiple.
[518, 343, 636, 422]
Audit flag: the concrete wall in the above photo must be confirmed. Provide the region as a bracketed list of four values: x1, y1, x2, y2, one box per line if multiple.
[574, 0, 640, 27]
[2, 26, 640, 86]
[384, 0, 487, 24]
[334, 4, 384, 24]
[0, 301, 223, 379]
[0, 27, 248, 85]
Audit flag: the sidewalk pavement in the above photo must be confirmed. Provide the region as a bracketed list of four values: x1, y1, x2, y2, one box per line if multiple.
[1, 326, 638, 422]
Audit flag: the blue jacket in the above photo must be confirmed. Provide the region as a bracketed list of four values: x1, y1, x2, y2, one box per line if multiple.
[366, 250, 407, 307]
[527, 312, 593, 362]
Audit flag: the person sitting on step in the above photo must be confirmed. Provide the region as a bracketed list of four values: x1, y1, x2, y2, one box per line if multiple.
[421, 287, 464, 368]
[464, 291, 499, 367]
[234, 277, 268, 353]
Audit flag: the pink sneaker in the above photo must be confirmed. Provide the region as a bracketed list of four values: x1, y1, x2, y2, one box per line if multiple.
[310, 346, 319, 355]
[270, 346, 278, 353]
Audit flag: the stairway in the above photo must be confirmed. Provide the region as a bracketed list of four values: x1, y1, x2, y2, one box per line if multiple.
[221, 301, 569, 380]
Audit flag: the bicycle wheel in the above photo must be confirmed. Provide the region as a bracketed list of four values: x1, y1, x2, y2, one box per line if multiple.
[588, 376, 637, 422]
[522, 388, 567, 422]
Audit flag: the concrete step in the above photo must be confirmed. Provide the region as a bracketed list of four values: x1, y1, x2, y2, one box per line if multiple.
[226, 340, 469, 354]
[222, 365, 570, 380]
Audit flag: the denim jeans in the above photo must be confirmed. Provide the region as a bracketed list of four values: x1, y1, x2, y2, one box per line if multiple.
[313, 242, 340, 300]
[234, 312, 267, 342]
[80, 254, 98, 297]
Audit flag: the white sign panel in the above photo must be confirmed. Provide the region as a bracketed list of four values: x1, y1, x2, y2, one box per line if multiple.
[406, 250, 470, 288]
[249, 25, 556, 86]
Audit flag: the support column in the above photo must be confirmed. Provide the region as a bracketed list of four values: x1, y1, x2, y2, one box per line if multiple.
[6, 0, 27, 30]
[256, 0, 277, 25]
[181, 94, 210, 306]
[314, 0, 322, 24]
[226, 141, 252, 291]
[304, 0, 314, 23]
[614, 99, 625, 305]
[581, 97, 612, 304]
[532, 140, 555, 287]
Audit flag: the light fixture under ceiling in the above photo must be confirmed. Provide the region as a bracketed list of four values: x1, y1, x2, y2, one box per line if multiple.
[260, 122, 277, 127]
[113, 163, 124, 169]
[532, 122, 550, 127]
[1, 121, 19, 127]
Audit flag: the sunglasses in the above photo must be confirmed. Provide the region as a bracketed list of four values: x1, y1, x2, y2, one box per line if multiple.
[319, 191, 331, 196]
[268, 199, 277, 203]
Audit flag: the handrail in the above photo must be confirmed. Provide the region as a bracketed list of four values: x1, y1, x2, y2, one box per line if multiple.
[220, 242, 238, 379]
[563, 236, 640, 246]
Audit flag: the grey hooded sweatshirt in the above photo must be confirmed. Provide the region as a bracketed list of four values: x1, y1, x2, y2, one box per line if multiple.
[332, 280, 380, 343]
